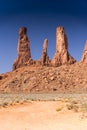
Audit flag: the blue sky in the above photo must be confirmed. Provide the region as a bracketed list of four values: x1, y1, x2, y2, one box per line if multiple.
[0, 0, 87, 73]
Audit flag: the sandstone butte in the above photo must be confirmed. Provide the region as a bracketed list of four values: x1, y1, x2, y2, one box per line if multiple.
[0, 26, 87, 93]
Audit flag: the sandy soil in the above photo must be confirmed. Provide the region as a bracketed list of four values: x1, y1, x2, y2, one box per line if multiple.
[0, 101, 87, 130]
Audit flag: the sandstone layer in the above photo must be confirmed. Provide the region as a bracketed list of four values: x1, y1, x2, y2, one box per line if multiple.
[52, 27, 76, 66]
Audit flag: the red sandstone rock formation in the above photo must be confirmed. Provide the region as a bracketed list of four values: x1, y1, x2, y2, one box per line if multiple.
[13, 27, 32, 70]
[40, 39, 50, 65]
[81, 41, 87, 62]
[51, 27, 76, 66]
[13, 26, 76, 69]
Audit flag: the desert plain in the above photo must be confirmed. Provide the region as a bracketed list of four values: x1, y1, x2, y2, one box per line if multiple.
[0, 93, 87, 130]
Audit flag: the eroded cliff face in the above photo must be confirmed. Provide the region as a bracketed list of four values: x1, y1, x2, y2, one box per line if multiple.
[51, 27, 76, 66]
[81, 41, 87, 62]
[13, 27, 33, 70]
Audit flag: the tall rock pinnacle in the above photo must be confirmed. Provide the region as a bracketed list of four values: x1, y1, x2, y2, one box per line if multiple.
[40, 39, 50, 65]
[51, 27, 76, 66]
[13, 27, 32, 70]
[81, 41, 87, 62]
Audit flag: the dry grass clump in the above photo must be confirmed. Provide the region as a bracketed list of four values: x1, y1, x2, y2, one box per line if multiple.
[80, 103, 87, 119]
[2, 102, 8, 108]
[66, 99, 79, 112]
[56, 98, 87, 120]
[56, 107, 63, 112]
[66, 103, 79, 112]
[81, 103, 87, 112]
[61, 98, 71, 103]
[0, 98, 32, 108]
[56, 99, 80, 113]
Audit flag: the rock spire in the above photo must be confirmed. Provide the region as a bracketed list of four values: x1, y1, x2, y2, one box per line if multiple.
[13, 27, 32, 70]
[51, 27, 76, 66]
[13, 26, 76, 70]
[40, 39, 50, 65]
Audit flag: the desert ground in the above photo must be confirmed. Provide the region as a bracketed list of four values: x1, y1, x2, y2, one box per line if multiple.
[0, 94, 87, 130]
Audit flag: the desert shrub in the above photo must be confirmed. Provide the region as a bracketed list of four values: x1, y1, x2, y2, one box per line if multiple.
[71, 100, 78, 104]
[56, 107, 63, 112]
[66, 104, 74, 110]
[2, 102, 8, 107]
[66, 103, 79, 112]
[81, 103, 87, 112]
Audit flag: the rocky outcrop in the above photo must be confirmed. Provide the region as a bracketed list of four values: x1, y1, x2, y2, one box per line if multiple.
[13, 27, 33, 70]
[51, 27, 76, 66]
[81, 41, 87, 62]
[40, 39, 50, 65]
[13, 26, 76, 70]
[1, 62, 87, 93]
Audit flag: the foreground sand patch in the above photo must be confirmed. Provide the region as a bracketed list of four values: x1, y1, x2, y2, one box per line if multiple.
[0, 101, 87, 130]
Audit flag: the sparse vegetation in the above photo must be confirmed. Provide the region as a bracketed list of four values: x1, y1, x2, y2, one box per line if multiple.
[0, 93, 87, 115]
[81, 103, 87, 112]
[61, 98, 71, 102]
[71, 100, 78, 104]
[2, 102, 8, 107]
[66, 103, 79, 112]
[9, 102, 13, 106]
[66, 103, 74, 110]
[56, 107, 63, 112]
